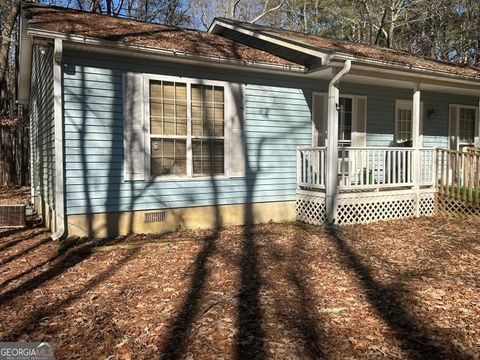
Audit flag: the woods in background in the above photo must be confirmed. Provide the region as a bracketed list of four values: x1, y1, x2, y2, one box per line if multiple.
[0, 0, 479, 187]
[0, 0, 27, 188]
[201, 0, 480, 67]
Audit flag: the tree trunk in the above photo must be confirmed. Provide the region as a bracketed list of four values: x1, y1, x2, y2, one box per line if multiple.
[0, 0, 20, 89]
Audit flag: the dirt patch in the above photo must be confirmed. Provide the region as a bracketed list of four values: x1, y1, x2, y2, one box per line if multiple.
[0, 186, 30, 205]
[0, 216, 479, 359]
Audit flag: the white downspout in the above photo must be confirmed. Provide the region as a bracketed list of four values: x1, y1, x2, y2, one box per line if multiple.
[51, 38, 67, 241]
[326, 60, 351, 222]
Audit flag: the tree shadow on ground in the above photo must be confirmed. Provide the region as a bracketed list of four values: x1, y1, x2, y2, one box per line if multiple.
[235, 224, 265, 360]
[324, 223, 468, 359]
[286, 230, 326, 358]
[159, 230, 219, 359]
[3, 244, 140, 340]
[0, 237, 51, 268]
[0, 235, 138, 307]
[255, 224, 327, 358]
[0, 218, 45, 251]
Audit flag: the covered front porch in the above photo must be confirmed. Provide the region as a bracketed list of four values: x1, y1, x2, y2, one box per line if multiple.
[296, 60, 480, 225]
[296, 146, 437, 225]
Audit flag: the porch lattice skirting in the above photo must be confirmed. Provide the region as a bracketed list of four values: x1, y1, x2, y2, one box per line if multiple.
[296, 190, 326, 225]
[436, 194, 480, 220]
[296, 189, 436, 225]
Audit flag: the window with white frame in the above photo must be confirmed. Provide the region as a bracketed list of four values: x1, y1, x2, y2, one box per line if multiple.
[148, 79, 225, 177]
[338, 97, 353, 146]
[395, 100, 413, 143]
[458, 107, 476, 146]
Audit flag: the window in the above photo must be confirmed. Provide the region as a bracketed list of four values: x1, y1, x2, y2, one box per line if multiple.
[191, 85, 225, 175]
[449, 104, 478, 151]
[459, 107, 476, 146]
[150, 81, 187, 176]
[148, 79, 225, 177]
[338, 97, 352, 147]
[395, 100, 413, 143]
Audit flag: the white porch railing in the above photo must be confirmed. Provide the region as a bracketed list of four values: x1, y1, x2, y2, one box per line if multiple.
[297, 147, 327, 189]
[297, 146, 436, 191]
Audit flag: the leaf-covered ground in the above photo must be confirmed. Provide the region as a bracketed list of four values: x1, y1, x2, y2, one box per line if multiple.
[0, 186, 30, 205]
[0, 215, 479, 359]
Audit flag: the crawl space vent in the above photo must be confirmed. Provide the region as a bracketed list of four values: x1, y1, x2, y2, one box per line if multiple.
[0, 205, 26, 228]
[145, 211, 166, 223]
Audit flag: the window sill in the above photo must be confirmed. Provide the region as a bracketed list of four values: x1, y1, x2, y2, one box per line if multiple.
[148, 174, 233, 182]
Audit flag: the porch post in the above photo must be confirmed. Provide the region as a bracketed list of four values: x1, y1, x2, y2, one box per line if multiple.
[326, 60, 351, 222]
[412, 83, 421, 215]
[326, 86, 339, 222]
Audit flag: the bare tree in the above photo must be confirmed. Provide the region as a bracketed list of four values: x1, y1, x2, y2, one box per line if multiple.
[0, 0, 20, 88]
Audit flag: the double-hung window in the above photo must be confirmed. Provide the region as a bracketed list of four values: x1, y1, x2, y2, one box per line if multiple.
[147, 77, 226, 178]
[123, 72, 245, 182]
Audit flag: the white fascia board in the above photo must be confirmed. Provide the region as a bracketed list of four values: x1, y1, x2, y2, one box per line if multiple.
[330, 54, 480, 86]
[26, 27, 306, 74]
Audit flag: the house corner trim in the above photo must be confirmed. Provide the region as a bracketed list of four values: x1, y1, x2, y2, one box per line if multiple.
[51, 38, 66, 240]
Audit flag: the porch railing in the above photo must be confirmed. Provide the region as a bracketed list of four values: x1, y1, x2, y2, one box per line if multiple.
[436, 148, 480, 204]
[297, 147, 327, 189]
[297, 146, 436, 191]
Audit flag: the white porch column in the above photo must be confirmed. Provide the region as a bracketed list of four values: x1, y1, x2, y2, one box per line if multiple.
[412, 83, 421, 215]
[412, 83, 421, 187]
[326, 60, 351, 222]
[325, 86, 339, 222]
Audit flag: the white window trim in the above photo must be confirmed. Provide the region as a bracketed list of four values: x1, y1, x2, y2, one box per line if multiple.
[143, 74, 233, 181]
[311, 92, 325, 147]
[395, 99, 424, 145]
[338, 94, 354, 146]
[449, 104, 479, 150]
[395, 99, 413, 143]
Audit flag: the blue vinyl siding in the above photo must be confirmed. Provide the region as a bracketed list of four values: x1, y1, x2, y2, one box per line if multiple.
[340, 83, 478, 148]
[30, 44, 55, 209]
[62, 51, 314, 215]
[62, 50, 478, 216]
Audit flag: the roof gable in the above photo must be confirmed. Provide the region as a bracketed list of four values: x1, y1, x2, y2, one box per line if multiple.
[211, 17, 480, 79]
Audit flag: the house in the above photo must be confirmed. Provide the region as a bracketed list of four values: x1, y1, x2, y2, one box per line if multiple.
[18, 3, 480, 238]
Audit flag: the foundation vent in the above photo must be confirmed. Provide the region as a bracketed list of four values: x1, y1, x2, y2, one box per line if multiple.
[0, 205, 26, 228]
[145, 211, 166, 224]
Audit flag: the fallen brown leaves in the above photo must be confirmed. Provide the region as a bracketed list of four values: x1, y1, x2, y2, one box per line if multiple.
[0, 215, 479, 359]
[0, 186, 30, 205]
